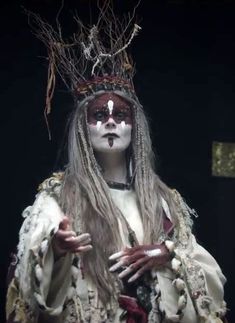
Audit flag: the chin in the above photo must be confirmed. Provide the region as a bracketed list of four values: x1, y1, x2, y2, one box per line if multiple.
[94, 143, 129, 153]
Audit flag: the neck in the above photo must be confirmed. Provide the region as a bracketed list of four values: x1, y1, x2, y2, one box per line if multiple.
[95, 151, 128, 183]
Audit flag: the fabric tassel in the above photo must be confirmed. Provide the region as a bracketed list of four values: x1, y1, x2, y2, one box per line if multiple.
[165, 240, 175, 253]
[158, 300, 164, 313]
[67, 286, 76, 300]
[173, 278, 186, 291]
[35, 264, 43, 282]
[178, 294, 187, 310]
[155, 283, 160, 295]
[40, 239, 49, 254]
[171, 258, 182, 272]
[34, 292, 44, 306]
[71, 265, 79, 280]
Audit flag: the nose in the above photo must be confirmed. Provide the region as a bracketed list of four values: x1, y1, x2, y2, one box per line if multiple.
[105, 117, 116, 129]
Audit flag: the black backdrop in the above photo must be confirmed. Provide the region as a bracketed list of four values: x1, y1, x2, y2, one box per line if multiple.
[0, 0, 235, 322]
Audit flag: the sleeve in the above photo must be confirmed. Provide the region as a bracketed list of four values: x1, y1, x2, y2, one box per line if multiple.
[177, 234, 227, 321]
[154, 190, 227, 323]
[6, 189, 79, 322]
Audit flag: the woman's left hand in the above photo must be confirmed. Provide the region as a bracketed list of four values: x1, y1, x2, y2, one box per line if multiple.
[109, 243, 171, 283]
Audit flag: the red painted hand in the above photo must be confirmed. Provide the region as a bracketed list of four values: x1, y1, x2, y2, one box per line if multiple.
[109, 243, 171, 283]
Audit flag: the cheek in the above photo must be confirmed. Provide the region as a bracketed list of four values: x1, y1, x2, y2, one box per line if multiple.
[88, 125, 100, 143]
[125, 128, 132, 142]
[121, 124, 132, 133]
[118, 124, 132, 141]
[88, 123, 104, 135]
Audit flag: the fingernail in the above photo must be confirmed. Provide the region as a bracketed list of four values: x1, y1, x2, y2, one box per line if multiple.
[109, 251, 123, 260]
[128, 277, 135, 283]
[109, 263, 120, 272]
[109, 265, 116, 272]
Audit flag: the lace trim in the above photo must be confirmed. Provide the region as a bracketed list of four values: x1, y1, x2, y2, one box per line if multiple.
[38, 171, 64, 197]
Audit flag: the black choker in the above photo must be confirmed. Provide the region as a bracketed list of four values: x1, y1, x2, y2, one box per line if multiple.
[107, 181, 131, 190]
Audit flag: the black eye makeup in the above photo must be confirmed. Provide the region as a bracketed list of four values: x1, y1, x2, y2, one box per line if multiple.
[93, 110, 109, 121]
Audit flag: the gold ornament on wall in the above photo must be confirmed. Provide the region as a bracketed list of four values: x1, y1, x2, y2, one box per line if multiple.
[212, 141, 235, 178]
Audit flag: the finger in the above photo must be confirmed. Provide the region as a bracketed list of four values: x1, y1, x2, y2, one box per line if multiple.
[56, 230, 76, 240]
[57, 232, 91, 245]
[109, 250, 126, 261]
[109, 245, 138, 260]
[57, 241, 76, 251]
[74, 244, 93, 253]
[127, 251, 146, 264]
[65, 233, 90, 242]
[118, 266, 133, 279]
[109, 259, 126, 272]
[64, 237, 91, 249]
[128, 260, 153, 283]
[78, 237, 92, 246]
[126, 247, 163, 265]
[76, 233, 91, 243]
[57, 232, 91, 251]
[63, 237, 91, 249]
[124, 246, 142, 256]
[118, 256, 149, 279]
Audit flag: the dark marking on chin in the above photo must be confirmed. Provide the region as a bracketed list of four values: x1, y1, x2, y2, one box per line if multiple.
[108, 137, 113, 147]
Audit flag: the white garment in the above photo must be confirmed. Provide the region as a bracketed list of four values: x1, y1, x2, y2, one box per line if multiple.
[8, 185, 226, 323]
[109, 188, 144, 244]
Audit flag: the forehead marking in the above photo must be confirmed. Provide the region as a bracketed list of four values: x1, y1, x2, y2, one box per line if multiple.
[107, 100, 114, 115]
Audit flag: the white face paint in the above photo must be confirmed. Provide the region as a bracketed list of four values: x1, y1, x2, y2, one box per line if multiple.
[87, 94, 132, 153]
[89, 120, 132, 153]
[96, 121, 102, 131]
[89, 113, 132, 153]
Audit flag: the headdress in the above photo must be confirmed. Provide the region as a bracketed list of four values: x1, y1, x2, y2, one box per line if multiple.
[28, 2, 141, 137]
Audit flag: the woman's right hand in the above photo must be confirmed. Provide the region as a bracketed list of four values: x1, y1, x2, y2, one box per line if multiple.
[52, 216, 92, 259]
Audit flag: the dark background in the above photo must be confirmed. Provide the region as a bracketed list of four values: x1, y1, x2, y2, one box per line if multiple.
[0, 0, 235, 322]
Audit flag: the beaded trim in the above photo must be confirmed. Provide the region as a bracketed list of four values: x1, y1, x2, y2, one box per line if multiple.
[75, 75, 136, 98]
[151, 240, 188, 322]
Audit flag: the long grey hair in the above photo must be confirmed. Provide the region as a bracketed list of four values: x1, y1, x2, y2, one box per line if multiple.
[59, 90, 179, 305]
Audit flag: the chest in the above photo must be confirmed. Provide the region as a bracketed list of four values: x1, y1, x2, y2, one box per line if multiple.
[109, 189, 144, 244]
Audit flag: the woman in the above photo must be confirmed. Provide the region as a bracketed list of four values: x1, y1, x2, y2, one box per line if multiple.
[6, 5, 226, 323]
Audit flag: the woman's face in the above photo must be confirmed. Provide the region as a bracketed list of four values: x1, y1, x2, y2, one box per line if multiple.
[87, 93, 132, 153]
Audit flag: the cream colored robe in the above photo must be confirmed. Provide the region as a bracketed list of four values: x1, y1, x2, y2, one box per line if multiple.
[6, 175, 226, 323]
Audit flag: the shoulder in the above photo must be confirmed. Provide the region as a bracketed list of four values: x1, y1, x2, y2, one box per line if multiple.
[169, 189, 197, 245]
[171, 188, 198, 220]
[37, 171, 64, 198]
[18, 173, 65, 254]
[19, 172, 65, 223]
[20, 171, 65, 225]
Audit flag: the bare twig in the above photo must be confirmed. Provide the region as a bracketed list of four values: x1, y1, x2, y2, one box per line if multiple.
[25, 0, 141, 138]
